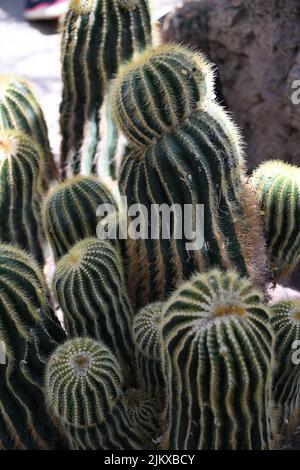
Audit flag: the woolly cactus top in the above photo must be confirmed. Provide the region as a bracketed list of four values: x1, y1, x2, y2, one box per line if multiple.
[111, 44, 215, 146]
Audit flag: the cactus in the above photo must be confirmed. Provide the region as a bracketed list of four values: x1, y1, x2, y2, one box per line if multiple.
[0, 75, 57, 185]
[0, 244, 69, 449]
[123, 388, 161, 442]
[132, 302, 166, 400]
[0, 130, 46, 264]
[161, 269, 273, 450]
[42, 175, 117, 260]
[53, 237, 134, 367]
[60, 0, 152, 178]
[270, 300, 300, 430]
[45, 337, 146, 449]
[252, 160, 300, 281]
[112, 45, 269, 310]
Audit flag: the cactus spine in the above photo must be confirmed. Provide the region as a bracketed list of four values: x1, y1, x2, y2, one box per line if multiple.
[60, 0, 152, 178]
[112, 45, 269, 310]
[0, 130, 46, 264]
[42, 175, 117, 260]
[53, 237, 134, 367]
[45, 337, 146, 449]
[161, 269, 273, 450]
[252, 161, 300, 281]
[270, 300, 300, 430]
[132, 302, 166, 400]
[0, 75, 57, 184]
[0, 244, 69, 449]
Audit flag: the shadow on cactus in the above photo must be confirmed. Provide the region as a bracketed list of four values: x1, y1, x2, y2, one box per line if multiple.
[0, 244, 68, 449]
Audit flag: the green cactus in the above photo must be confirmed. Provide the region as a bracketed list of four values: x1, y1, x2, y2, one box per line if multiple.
[0, 75, 57, 185]
[0, 244, 69, 449]
[45, 337, 147, 449]
[112, 44, 269, 310]
[252, 160, 300, 281]
[42, 175, 117, 260]
[53, 237, 134, 367]
[60, 0, 152, 178]
[132, 302, 166, 400]
[0, 130, 46, 264]
[123, 388, 161, 442]
[161, 269, 273, 450]
[270, 300, 300, 430]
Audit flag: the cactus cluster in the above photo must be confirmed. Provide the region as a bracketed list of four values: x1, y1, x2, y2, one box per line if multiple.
[1, 0, 300, 451]
[60, 0, 152, 178]
[112, 45, 269, 310]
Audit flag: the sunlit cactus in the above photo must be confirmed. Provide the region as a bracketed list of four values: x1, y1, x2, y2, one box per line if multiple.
[53, 237, 134, 366]
[0, 75, 57, 184]
[45, 337, 146, 449]
[42, 175, 117, 260]
[161, 269, 273, 450]
[60, 0, 152, 178]
[0, 130, 46, 264]
[270, 300, 300, 430]
[252, 160, 300, 281]
[132, 302, 166, 400]
[0, 244, 69, 449]
[112, 45, 269, 310]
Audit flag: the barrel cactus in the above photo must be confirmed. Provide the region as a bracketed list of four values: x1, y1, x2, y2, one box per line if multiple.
[161, 269, 273, 450]
[112, 44, 269, 310]
[0, 130, 46, 264]
[53, 237, 134, 367]
[60, 0, 152, 178]
[0, 244, 68, 449]
[45, 337, 147, 449]
[270, 300, 300, 431]
[0, 75, 57, 185]
[252, 160, 300, 281]
[132, 302, 166, 400]
[42, 175, 117, 260]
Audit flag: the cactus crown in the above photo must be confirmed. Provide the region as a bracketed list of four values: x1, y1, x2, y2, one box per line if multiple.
[133, 302, 164, 360]
[45, 337, 122, 427]
[111, 44, 215, 146]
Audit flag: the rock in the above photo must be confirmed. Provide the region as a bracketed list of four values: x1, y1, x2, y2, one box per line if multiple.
[161, 0, 300, 171]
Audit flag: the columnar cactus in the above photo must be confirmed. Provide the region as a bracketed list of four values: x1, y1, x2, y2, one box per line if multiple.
[0, 244, 68, 449]
[53, 237, 134, 367]
[270, 300, 300, 430]
[0, 75, 57, 184]
[132, 302, 166, 400]
[252, 161, 300, 281]
[60, 0, 152, 178]
[112, 45, 269, 310]
[0, 130, 46, 264]
[45, 338, 146, 449]
[42, 175, 117, 260]
[161, 269, 273, 450]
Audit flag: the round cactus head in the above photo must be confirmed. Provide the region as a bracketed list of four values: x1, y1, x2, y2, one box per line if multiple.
[133, 302, 164, 361]
[42, 175, 116, 260]
[111, 44, 215, 147]
[162, 269, 273, 450]
[252, 160, 300, 281]
[45, 337, 123, 428]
